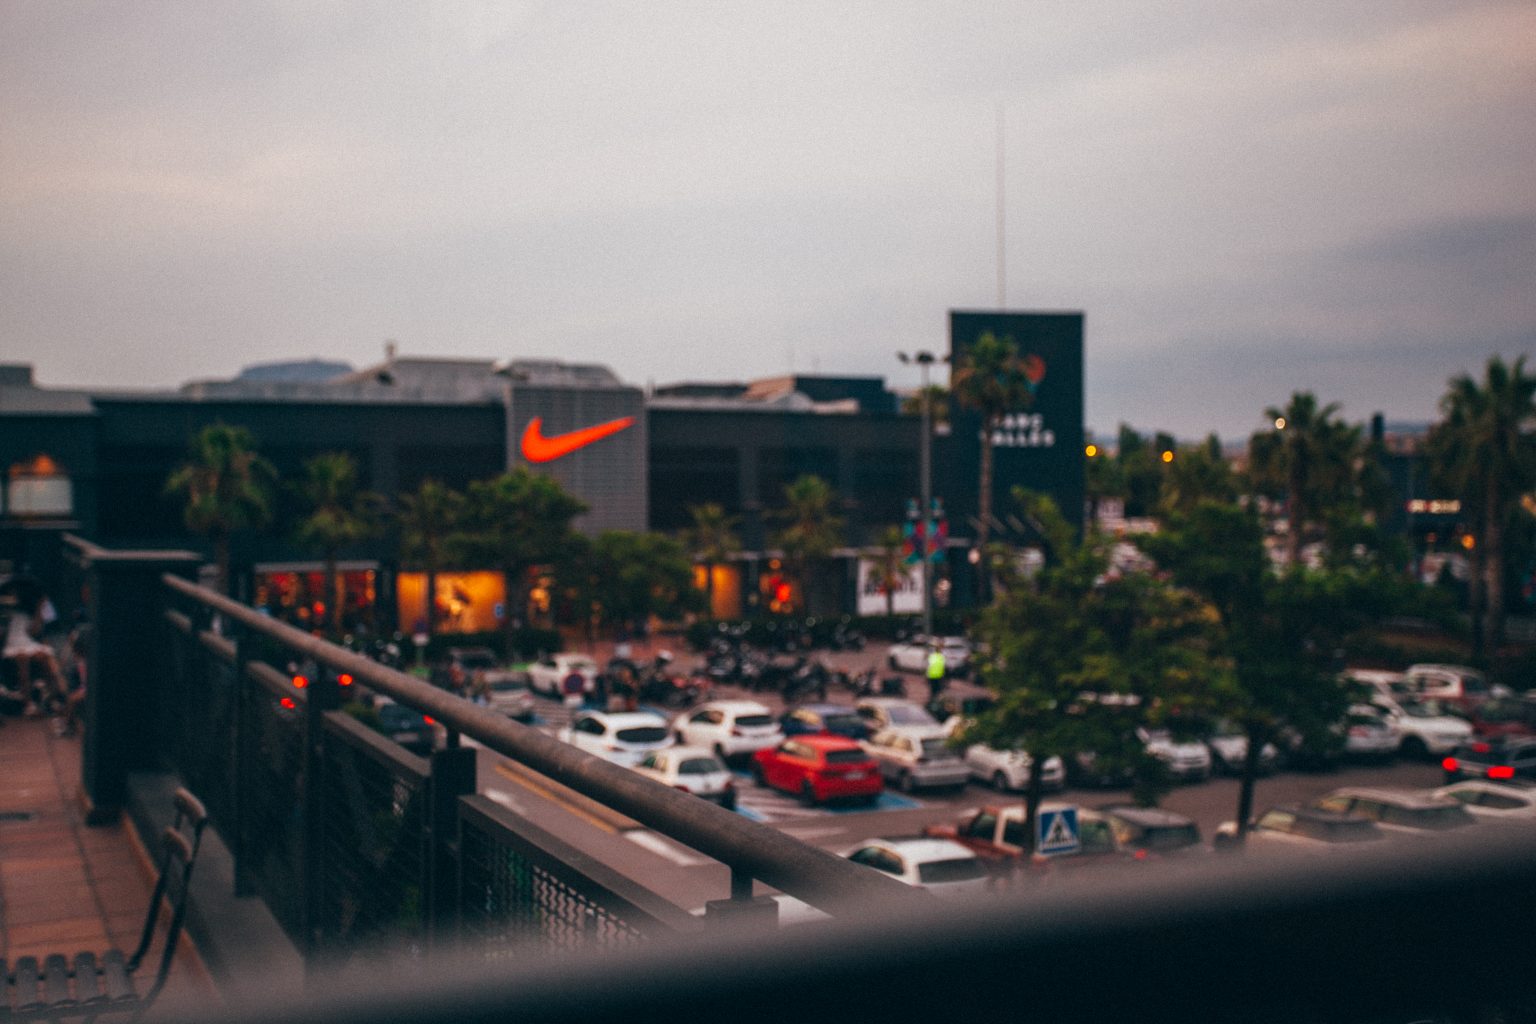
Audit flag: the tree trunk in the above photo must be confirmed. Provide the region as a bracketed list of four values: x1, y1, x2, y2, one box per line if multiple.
[1023, 753, 1044, 856]
[1482, 473, 1505, 655]
[325, 551, 341, 632]
[1235, 724, 1263, 838]
[424, 567, 438, 635]
[704, 560, 716, 620]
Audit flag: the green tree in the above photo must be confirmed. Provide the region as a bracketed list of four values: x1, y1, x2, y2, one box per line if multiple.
[454, 469, 586, 651]
[773, 475, 844, 615]
[1426, 355, 1536, 654]
[1159, 434, 1237, 516]
[294, 452, 384, 632]
[164, 423, 276, 596]
[679, 503, 739, 619]
[899, 383, 950, 427]
[1137, 501, 1401, 836]
[1083, 440, 1125, 525]
[952, 332, 1033, 599]
[962, 492, 1225, 850]
[396, 480, 465, 637]
[571, 531, 701, 640]
[1248, 393, 1360, 566]
[871, 525, 913, 618]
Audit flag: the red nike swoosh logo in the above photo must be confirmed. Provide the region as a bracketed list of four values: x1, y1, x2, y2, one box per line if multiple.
[520, 415, 636, 463]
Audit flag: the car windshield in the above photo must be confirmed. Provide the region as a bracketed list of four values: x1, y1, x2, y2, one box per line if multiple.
[1381, 804, 1476, 830]
[378, 705, 424, 728]
[919, 738, 955, 759]
[736, 714, 775, 728]
[1300, 817, 1382, 843]
[615, 726, 669, 744]
[917, 858, 986, 884]
[1400, 699, 1447, 718]
[824, 749, 869, 765]
[886, 706, 935, 726]
[824, 713, 866, 734]
[489, 679, 526, 693]
[678, 758, 722, 775]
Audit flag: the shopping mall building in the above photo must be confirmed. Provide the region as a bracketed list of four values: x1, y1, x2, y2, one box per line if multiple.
[1, 313, 1085, 631]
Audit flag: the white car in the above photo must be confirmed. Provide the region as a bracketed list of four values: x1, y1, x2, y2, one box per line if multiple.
[632, 745, 736, 809]
[1370, 694, 1472, 760]
[854, 696, 941, 733]
[962, 743, 1066, 792]
[1205, 721, 1280, 776]
[527, 653, 600, 698]
[671, 700, 783, 761]
[862, 726, 970, 792]
[1342, 704, 1401, 761]
[557, 710, 673, 766]
[1312, 787, 1479, 835]
[1402, 663, 1504, 708]
[1432, 780, 1536, 822]
[844, 837, 990, 896]
[887, 635, 973, 677]
[1136, 727, 1212, 781]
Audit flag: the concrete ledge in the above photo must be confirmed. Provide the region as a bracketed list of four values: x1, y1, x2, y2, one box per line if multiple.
[124, 772, 305, 1004]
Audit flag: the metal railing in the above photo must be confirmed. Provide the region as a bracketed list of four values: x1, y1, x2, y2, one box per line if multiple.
[153, 573, 926, 965]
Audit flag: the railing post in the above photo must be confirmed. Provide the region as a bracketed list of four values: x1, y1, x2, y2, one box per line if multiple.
[230, 627, 255, 898]
[427, 746, 477, 954]
[703, 866, 778, 932]
[63, 538, 201, 825]
[301, 669, 340, 969]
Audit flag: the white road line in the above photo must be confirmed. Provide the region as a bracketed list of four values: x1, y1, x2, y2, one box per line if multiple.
[624, 830, 710, 867]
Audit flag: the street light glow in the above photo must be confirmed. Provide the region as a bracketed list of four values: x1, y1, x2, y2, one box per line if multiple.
[1274, 417, 1286, 430]
[1085, 444, 1098, 458]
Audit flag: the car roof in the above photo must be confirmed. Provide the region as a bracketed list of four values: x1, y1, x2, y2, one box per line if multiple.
[656, 745, 719, 761]
[1266, 804, 1363, 823]
[1103, 805, 1197, 827]
[792, 703, 860, 716]
[578, 710, 667, 727]
[1325, 786, 1456, 808]
[859, 836, 976, 861]
[857, 697, 926, 708]
[701, 700, 773, 715]
[793, 733, 866, 751]
[875, 724, 950, 739]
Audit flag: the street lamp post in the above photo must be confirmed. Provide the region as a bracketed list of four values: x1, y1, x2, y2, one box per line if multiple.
[899, 351, 938, 639]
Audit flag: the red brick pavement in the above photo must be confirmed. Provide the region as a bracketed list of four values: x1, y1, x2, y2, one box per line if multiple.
[0, 715, 217, 1016]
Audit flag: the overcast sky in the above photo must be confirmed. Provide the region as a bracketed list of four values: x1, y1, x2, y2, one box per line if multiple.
[3, 2, 1532, 439]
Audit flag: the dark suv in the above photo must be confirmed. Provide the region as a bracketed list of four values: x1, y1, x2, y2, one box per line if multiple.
[1442, 736, 1536, 783]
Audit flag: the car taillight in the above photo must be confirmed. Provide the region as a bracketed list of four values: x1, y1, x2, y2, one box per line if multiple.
[338, 673, 353, 687]
[280, 697, 297, 709]
[423, 716, 435, 725]
[292, 675, 308, 689]
[1489, 765, 1515, 779]
[1472, 742, 1491, 753]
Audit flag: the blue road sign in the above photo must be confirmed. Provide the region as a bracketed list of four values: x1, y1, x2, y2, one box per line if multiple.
[1037, 806, 1080, 856]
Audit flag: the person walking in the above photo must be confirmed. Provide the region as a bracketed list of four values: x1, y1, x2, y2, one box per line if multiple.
[925, 643, 947, 703]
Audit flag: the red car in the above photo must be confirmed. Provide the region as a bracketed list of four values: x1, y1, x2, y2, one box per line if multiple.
[751, 735, 883, 806]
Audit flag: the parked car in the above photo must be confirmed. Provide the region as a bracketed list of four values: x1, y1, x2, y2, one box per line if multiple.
[1368, 693, 1472, 760]
[1220, 805, 1388, 853]
[887, 635, 973, 677]
[371, 697, 437, 757]
[557, 710, 672, 767]
[1442, 736, 1536, 783]
[961, 743, 1066, 792]
[844, 837, 990, 896]
[1460, 696, 1536, 739]
[1342, 704, 1400, 761]
[672, 699, 783, 761]
[1311, 786, 1478, 834]
[432, 646, 510, 694]
[862, 726, 970, 792]
[751, 735, 883, 806]
[854, 696, 942, 733]
[1402, 663, 1501, 709]
[925, 803, 1203, 871]
[779, 702, 873, 741]
[483, 673, 536, 722]
[1205, 720, 1280, 776]
[527, 652, 600, 698]
[1136, 726, 1212, 781]
[1432, 779, 1536, 822]
[632, 746, 736, 809]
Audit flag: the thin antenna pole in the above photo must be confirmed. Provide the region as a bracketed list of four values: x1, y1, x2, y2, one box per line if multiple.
[996, 101, 1006, 309]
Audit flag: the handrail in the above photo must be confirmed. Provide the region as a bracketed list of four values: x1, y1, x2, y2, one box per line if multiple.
[161, 574, 927, 916]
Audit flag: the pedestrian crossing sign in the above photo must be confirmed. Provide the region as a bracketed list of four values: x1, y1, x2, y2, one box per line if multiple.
[1037, 806, 1080, 856]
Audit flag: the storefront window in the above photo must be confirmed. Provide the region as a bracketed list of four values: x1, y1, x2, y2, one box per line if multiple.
[7, 453, 72, 517]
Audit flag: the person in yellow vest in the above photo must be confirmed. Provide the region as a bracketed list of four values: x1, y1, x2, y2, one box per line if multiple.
[925, 643, 947, 702]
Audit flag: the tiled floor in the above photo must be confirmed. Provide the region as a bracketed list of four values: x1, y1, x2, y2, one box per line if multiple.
[0, 714, 217, 1015]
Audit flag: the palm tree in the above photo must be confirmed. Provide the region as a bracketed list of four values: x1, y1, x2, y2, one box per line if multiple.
[294, 452, 384, 632]
[1247, 393, 1359, 565]
[871, 525, 912, 618]
[774, 475, 844, 614]
[165, 423, 276, 596]
[1427, 355, 1536, 653]
[680, 503, 739, 619]
[397, 480, 465, 637]
[952, 331, 1032, 601]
